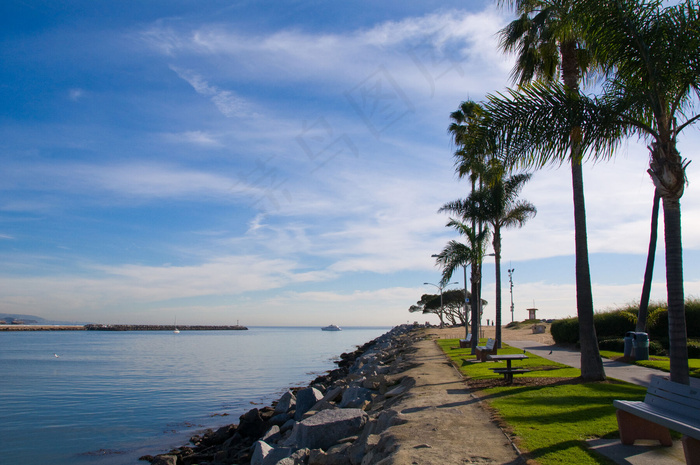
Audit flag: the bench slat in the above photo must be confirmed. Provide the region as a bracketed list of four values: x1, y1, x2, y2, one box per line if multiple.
[614, 400, 700, 440]
[646, 392, 700, 419]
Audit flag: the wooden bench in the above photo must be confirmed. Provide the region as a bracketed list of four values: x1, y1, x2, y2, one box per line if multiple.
[491, 368, 531, 383]
[614, 376, 700, 464]
[475, 338, 497, 362]
[459, 334, 473, 348]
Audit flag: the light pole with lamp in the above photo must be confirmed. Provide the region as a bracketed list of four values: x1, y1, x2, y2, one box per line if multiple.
[423, 281, 458, 329]
[508, 268, 515, 323]
[432, 254, 469, 338]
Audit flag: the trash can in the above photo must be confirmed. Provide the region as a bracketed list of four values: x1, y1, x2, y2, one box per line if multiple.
[633, 332, 649, 361]
[623, 331, 635, 358]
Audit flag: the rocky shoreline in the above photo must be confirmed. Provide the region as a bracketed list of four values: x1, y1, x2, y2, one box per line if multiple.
[141, 324, 424, 465]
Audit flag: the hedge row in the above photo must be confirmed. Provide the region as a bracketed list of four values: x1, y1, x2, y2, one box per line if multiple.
[550, 298, 700, 348]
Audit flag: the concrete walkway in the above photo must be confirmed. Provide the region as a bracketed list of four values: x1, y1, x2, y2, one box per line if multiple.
[507, 339, 697, 464]
[507, 339, 700, 388]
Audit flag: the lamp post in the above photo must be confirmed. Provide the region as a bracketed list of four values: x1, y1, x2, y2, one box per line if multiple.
[423, 281, 458, 329]
[432, 254, 469, 337]
[508, 268, 515, 323]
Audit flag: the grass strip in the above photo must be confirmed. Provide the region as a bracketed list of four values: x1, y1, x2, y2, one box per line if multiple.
[598, 350, 700, 378]
[437, 338, 648, 465]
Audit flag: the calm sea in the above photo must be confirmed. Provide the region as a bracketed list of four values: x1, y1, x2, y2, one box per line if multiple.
[0, 326, 390, 465]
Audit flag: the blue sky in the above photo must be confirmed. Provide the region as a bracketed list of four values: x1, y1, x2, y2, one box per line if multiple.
[2, 0, 700, 326]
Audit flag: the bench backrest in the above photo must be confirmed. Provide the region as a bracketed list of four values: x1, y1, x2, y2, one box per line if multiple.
[645, 376, 700, 420]
[465, 334, 472, 343]
[485, 338, 495, 350]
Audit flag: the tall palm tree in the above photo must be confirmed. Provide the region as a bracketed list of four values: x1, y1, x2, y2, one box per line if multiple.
[441, 170, 536, 348]
[448, 102, 493, 351]
[481, 0, 700, 383]
[496, 0, 606, 380]
[574, 0, 700, 384]
[434, 219, 489, 338]
[637, 189, 660, 332]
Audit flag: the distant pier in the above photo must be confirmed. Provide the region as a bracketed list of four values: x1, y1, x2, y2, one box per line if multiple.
[84, 324, 248, 331]
[0, 324, 248, 331]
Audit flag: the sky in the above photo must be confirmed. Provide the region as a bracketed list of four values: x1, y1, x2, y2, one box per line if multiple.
[2, 0, 700, 327]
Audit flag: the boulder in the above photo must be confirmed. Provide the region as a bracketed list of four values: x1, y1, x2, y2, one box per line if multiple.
[262, 425, 281, 443]
[294, 387, 324, 420]
[251, 440, 295, 465]
[238, 408, 268, 438]
[274, 391, 296, 415]
[150, 455, 178, 465]
[321, 386, 344, 403]
[284, 408, 368, 450]
[339, 386, 375, 408]
[308, 443, 353, 465]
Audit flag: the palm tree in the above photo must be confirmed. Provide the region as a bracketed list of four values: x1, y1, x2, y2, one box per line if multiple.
[574, 0, 700, 384]
[637, 189, 660, 332]
[441, 169, 536, 348]
[434, 219, 489, 338]
[496, 0, 607, 380]
[481, 0, 700, 382]
[448, 102, 493, 351]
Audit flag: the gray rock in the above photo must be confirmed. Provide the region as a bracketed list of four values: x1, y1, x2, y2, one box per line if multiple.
[280, 418, 297, 433]
[270, 412, 292, 425]
[151, 455, 178, 465]
[339, 386, 375, 408]
[262, 424, 281, 443]
[275, 448, 310, 465]
[309, 444, 352, 465]
[294, 387, 324, 421]
[321, 386, 344, 403]
[274, 391, 296, 415]
[251, 440, 295, 465]
[284, 408, 368, 450]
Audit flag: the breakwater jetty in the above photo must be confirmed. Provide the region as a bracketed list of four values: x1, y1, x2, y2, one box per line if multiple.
[143, 324, 423, 465]
[84, 324, 248, 331]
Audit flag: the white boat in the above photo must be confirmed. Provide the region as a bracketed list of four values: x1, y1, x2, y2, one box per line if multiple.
[173, 327, 180, 334]
[321, 324, 341, 331]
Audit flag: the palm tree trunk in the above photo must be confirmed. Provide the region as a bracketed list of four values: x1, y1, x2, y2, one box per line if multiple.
[464, 265, 469, 339]
[470, 261, 480, 354]
[663, 197, 689, 384]
[561, 39, 605, 381]
[572, 157, 606, 381]
[494, 227, 502, 349]
[637, 189, 660, 332]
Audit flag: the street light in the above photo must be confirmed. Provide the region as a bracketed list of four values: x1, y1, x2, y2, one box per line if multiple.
[424, 281, 458, 329]
[508, 268, 515, 323]
[432, 254, 469, 337]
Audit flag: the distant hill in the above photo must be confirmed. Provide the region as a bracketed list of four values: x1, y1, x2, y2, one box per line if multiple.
[0, 313, 45, 324]
[0, 313, 80, 325]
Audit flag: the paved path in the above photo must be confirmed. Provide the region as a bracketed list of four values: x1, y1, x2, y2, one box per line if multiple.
[506, 340, 700, 388]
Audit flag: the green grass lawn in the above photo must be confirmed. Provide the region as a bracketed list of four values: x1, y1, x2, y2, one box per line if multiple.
[437, 338, 648, 465]
[598, 350, 700, 378]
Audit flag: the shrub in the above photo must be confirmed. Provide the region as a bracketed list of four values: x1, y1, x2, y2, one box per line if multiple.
[594, 310, 636, 339]
[685, 299, 700, 338]
[647, 307, 668, 341]
[551, 317, 578, 344]
[598, 337, 625, 352]
[688, 340, 700, 359]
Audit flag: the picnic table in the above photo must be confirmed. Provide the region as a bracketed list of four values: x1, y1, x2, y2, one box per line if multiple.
[487, 353, 531, 383]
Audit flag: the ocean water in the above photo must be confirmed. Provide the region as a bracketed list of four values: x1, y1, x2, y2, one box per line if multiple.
[0, 326, 390, 465]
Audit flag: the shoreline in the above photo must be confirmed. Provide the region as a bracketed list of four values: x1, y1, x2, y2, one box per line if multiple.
[144, 324, 526, 465]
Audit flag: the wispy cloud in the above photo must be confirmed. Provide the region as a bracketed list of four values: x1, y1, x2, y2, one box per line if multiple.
[170, 66, 257, 118]
[162, 130, 224, 147]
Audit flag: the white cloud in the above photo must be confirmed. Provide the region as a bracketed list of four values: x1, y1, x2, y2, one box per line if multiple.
[170, 66, 257, 118]
[162, 130, 224, 147]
